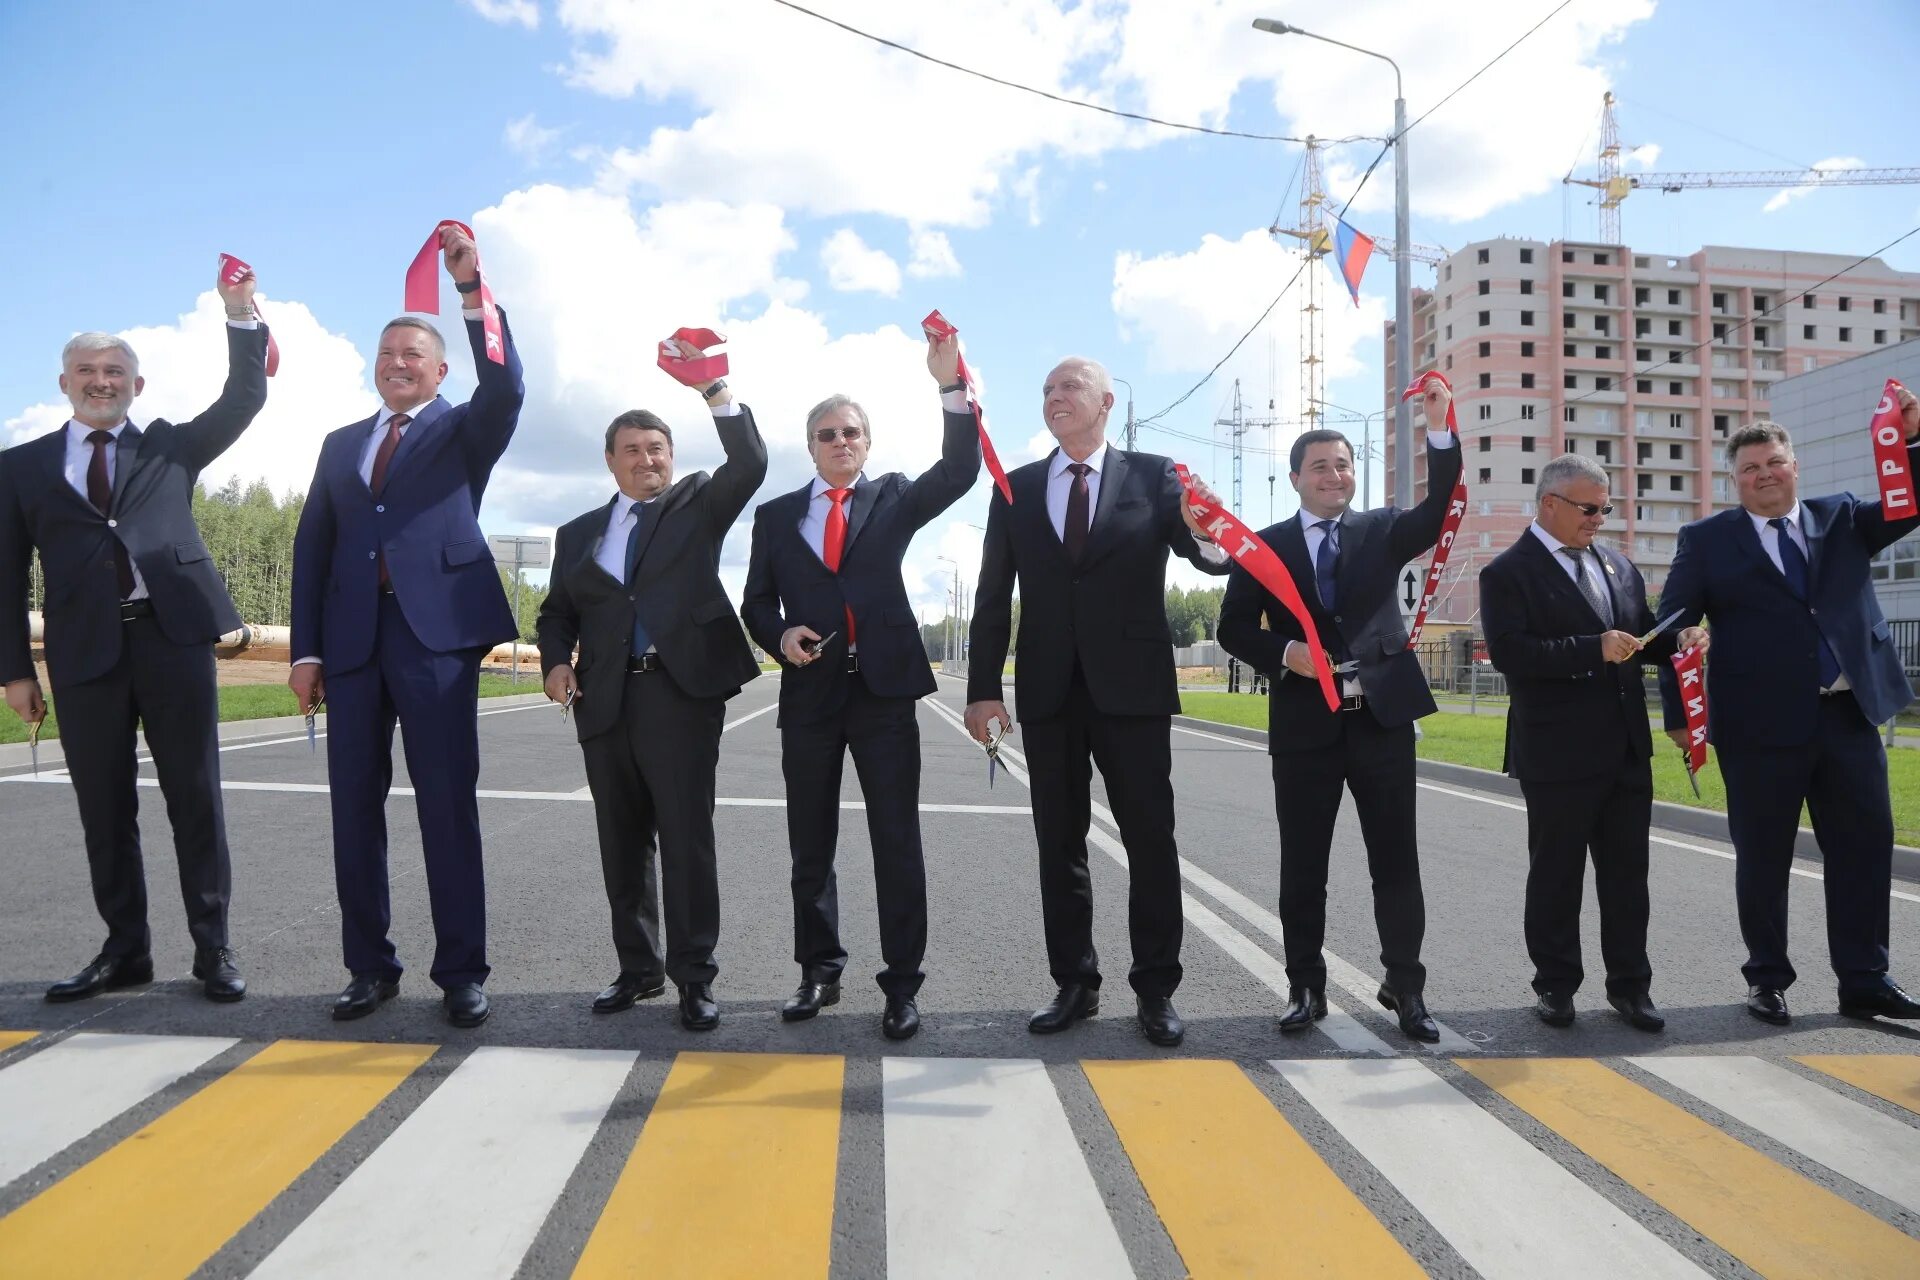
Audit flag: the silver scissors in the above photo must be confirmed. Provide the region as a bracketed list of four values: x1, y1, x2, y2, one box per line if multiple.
[306, 693, 323, 754]
[1638, 612, 1685, 647]
[561, 685, 576, 722]
[985, 719, 1008, 789]
[26, 717, 41, 776]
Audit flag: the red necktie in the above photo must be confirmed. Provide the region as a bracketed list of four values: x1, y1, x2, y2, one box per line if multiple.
[86, 430, 135, 598]
[371, 413, 410, 585]
[824, 487, 854, 643]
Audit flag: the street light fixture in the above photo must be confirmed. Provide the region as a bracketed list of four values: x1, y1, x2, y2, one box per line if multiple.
[1314, 396, 1388, 510]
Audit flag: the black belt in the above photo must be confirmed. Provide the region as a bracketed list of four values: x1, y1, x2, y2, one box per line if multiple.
[628, 653, 663, 673]
[845, 654, 860, 673]
[1339, 692, 1366, 713]
[119, 599, 154, 622]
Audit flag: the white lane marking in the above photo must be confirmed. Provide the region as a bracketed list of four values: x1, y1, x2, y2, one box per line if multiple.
[1172, 723, 1264, 749]
[882, 1057, 1134, 1280]
[1273, 1059, 1709, 1280]
[1631, 1055, 1920, 1217]
[0, 1032, 237, 1189]
[252, 1045, 636, 1280]
[568, 696, 781, 796]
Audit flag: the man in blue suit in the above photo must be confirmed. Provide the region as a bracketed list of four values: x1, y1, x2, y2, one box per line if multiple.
[288, 225, 524, 1029]
[1658, 382, 1920, 1026]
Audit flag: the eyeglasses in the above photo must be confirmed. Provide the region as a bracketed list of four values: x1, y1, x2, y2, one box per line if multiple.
[1546, 493, 1613, 518]
[813, 427, 865, 443]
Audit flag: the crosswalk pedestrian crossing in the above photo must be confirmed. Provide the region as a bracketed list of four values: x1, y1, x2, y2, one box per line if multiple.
[0, 1030, 1914, 1278]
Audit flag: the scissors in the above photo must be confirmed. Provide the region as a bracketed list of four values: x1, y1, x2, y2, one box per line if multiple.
[799, 630, 838, 660]
[1638, 612, 1685, 647]
[1679, 747, 1702, 798]
[985, 719, 1008, 789]
[561, 685, 576, 722]
[26, 717, 41, 776]
[306, 693, 323, 754]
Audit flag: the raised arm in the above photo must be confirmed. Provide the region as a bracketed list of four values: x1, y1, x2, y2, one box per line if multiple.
[899, 331, 983, 529]
[176, 261, 270, 474]
[1385, 381, 1465, 565]
[439, 226, 525, 483]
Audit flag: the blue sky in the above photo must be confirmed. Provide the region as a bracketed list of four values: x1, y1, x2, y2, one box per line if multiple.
[5, 0, 1917, 607]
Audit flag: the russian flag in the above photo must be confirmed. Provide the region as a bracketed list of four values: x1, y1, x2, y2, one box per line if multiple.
[1331, 216, 1375, 306]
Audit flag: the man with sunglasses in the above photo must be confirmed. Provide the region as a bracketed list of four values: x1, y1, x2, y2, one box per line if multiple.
[739, 333, 979, 1040]
[1480, 454, 1705, 1032]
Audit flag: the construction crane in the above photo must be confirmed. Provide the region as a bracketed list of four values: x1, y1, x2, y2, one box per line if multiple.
[1566, 92, 1920, 244]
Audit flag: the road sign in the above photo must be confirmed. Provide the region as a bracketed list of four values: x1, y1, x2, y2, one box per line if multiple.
[1397, 563, 1422, 623]
[487, 534, 551, 569]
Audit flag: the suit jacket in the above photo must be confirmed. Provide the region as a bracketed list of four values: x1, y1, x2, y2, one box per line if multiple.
[741, 406, 980, 725]
[966, 444, 1229, 721]
[1216, 436, 1464, 752]
[1480, 531, 1676, 782]
[538, 407, 768, 742]
[0, 325, 269, 688]
[1656, 470, 1920, 746]
[290, 311, 524, 675]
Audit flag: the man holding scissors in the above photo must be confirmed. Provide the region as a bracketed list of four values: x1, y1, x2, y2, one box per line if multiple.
[739, 335, 979, 1040]
[1480, 454, 1704, 1032]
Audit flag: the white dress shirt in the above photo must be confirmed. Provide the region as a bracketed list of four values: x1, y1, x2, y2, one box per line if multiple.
[800, 473, 862, 562]
[1527, 521, 1595, 587]
[63, 419, 150, 600]
[1046, 442, 1228, 564]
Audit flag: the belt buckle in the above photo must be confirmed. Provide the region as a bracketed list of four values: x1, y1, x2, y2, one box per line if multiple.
[1339, 692, 1365, 713]
[845, 654, 860, 673]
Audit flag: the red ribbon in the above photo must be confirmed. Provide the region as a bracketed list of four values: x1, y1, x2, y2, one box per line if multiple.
[656, 327, 730, 386]
[1671, 641, 1709, 775]
[1175, 464, 1340, 713]
[217, 253, 279, 377]
[1870, 378, 1916, 519]
[1399, 370, 1469, 647]
[922, 310, 1012, 504]
[404, 220, 505, 366]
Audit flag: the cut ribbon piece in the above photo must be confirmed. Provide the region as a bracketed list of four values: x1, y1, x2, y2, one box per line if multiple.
[1175, 464, 1339, 713]
[403, 220, 505, 365]
[217, 253, 279, 377]
[922, 309, 1012, 503]
[657, 327, 730, 386]
[1399, 370, 1469, 647]
[1671, 641, 1709, 779]
[1870, 378, 1916, 520]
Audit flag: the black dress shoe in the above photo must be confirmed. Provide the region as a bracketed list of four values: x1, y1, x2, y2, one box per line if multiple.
[192, 947, 247, 1003]
[46, 952, 154, 1003]
[1028, 984, 1099, 1033]
[679, 982, 719, 1031]
[1534, 991, 1576, 1028]
[592, 973, 666, 1014]
[1607, 991, 1665, 1032]
[1277, 986, 1327, 1032]
[332, 974, 399, 1021]
[1838, 980, 1920, 1021]
[882, 996, 920, 1041]
[1746, 986, 1791, 1026]
[444, 983, 490, 1028]
[1377, 985, 1440, 1043]
[781, 980, 841, 1022]
[1137, 995, 1185, 1047]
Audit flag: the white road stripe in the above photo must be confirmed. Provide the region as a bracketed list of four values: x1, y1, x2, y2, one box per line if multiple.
[1273, 1059, 1708, 1280]
[882, 1057, 1133, 1280]
[252, 1045, 636, 1280]
[0, 1031, 236, 1188]
[1631, 1055, 1920, 1216]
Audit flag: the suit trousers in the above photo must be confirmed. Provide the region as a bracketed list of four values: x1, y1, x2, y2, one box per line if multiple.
[1272, 711, 1427, 994]
[579, 667, 724, 987]
[1020, 664, 1183, 998]
[1719, 690, 1893, 993]
[780, 676, 928, 998]
[326, 592, 488, 989]
[1517, 752, 1654, 998]
[53, 616, 230, 958]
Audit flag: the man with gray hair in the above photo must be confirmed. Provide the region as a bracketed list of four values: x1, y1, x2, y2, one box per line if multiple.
[739, 334, 978, 1039]
[1480, 454, 1707, 1032]
[0, 261, 269, 1003]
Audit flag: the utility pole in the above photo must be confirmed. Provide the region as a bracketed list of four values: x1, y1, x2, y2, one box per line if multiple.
[1114, 376, 1137, 452]
[1215, 378, 1282, 517]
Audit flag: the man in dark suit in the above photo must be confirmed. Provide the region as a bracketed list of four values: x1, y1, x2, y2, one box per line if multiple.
[1480, 454, 1707, 1032]
[1215, 381, 1461, 1043]
[1658, 390, 1920, 1026]
[740, 335, 980, 1041]
[288, 226, 522, 1029]
[0, 263, 268, 1003]
[964, 356, 1228, 1048]
[538, 346, 766, 1032]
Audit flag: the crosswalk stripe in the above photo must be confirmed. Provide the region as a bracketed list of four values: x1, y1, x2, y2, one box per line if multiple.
[1793, 1053, 1920, 1118]
[882, 1058, 1132, 1280]
[0, 1030, 35, 1053]
[251, 1046, 637, 1279]
[0, 1038, 433, 1280]
[1462, 1057, 1920, 1280]
[0, 1031, 237, 1190]
[1089, 1059, 1422, 1278]
[1632, 1055, 1920, 1218]
[1275, 1059, 1705, 1280]
[573, 1051, 843, 1280]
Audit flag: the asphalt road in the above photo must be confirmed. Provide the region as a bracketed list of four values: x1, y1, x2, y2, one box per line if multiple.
[1, 672, 1917, 1278]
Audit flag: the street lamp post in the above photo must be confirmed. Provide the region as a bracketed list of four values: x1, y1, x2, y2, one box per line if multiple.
[1253, 18, 1412, 508]
[1314, 397, 1388, 510]
[1112, 376, 1137, 452]
[936, 555, 960, 664]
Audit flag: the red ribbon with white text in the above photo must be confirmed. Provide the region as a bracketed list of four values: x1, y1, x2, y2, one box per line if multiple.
[656, 326, 730, 386]
[1870, 378, 1916, 519]
[217, 253, 279, 377]
[1399, 370, 1469, 646]
[403, 220, 505, 365]
[1175, 464, 1339, 713]
[922, 309, 1012, 503]
[1670, 641, 1709, 775]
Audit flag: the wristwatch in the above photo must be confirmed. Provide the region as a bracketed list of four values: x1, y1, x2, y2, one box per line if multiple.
[702, 379, 728, 400]
[454, 278, 482, 294]
[939, 381, 966, 395]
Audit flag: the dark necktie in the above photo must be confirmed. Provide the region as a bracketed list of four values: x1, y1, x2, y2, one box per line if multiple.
[1560, 546, 1613, 627]
[86, 430, 135, 598]
[371, 414, 410, 587]
[1769, 516, 1843, 687]
[625, 500, 656, 656]
[1063, 462, 1091, 561]
[824, 487, 855, 642]
[1313, 518, 1339, 611]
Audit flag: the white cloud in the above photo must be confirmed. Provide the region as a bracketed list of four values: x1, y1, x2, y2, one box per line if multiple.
[466, 0, 538, 29]
[906, 229, 962, 279]
[1763, 156, 1869, 213]
[1625, 142, 1662, 170]
[504, 114, 563, 164]
[820, 229, 903, 296]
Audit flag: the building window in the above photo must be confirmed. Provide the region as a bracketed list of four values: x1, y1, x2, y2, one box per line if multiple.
[1594, 284, 1609, 302]
[1638, 379, 1653, 393]
[1479, 279, 1491, 295]
[1521, 436, 1535, 453]
[1669, 413, 1683, 430]
[1594, 439, 1610, 459]
[1636, 346, 1651, 362]
[1755, 295, 1769, 313]
[1445, 354, 1454, 370]
[1636, 318, 1651, 337]
[1712, 291, 1726, 310]
[1562, 281, 1576, 298]
[1668, 349, 1683, 363]
[1668, 289, 1681, 306]
[1477, 404, 1492, 420]
[1755, 327, 1769, 346]
[1596, 377, 1613, 391]
[1595, 316, 1609, 335]
[1477, 247, 1490, 264]
[1638, 442, 1652, 462]
[1564, 374, 1578, 390]
[1635, 287, 1650, 305]
[1478, 468, 1493, 484]
[1669, 381, 1683, 395]
[1562, 249, 1574, 263]
[1521, 341, 1535, 357]
[1521, 372, 1535, 389]
[1714, 413, 1729, 434]
[1521, 404, 1536, 420]
[1638, 473, 1653, 493]
[1876, 329, 1889, 344]
[1594, 252, 1609, 265]
[1564, 342, 1577, 357]
[1478, 340, 1491, 357]
[1804, 294, 1817, 309]
[1519, 279, 1533, 295]
[1445, 325, 1452, 340]
[1520, 311, 1535, 327]
[1479, 310, 1491, 326]
[1803, 324, 1817, 340]
[1478, 372, 1492, 389]
[1522, 467, 1536, 484]
[1713, 323, 1727, 341]
[1669, 475, 1683, 492]
[1595, 344, 1612, 359]
[1479, 435, 1492, 452]
[1667, 320, 1681, 335]
[1839, 327, 1852, 342]
[1564, 406, 1577, 422]
[1520, 248, 1534, 264]
[1669, 442, 1683, 459]
[1839, 296, 1851, 312]
[1874, 298, 1887, 314]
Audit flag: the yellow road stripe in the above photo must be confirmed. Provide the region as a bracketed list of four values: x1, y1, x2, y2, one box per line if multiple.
[1794, 1054, 1920, 1118]
[0, 1038, 433, 1280]
[0, 1031, 36, 1052]
[1085, 1059, 1422, 1279]
[573, 1051, 843, 1280]
[1463, 1057, 1920, 1280]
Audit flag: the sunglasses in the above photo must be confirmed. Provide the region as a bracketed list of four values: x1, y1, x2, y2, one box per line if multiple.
[1546, 493, 1614, 518]
[813, 426, 865, 443]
